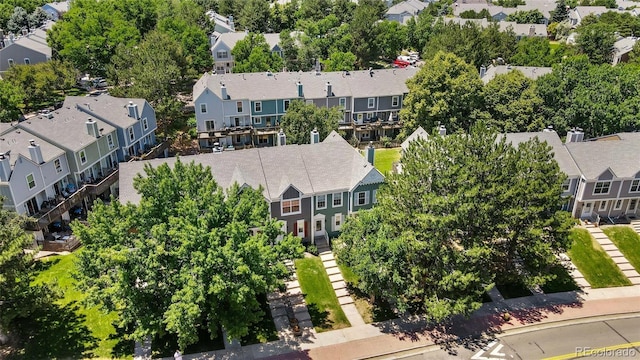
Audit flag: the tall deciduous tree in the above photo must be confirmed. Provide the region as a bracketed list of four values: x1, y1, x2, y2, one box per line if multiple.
[279, 100, 341, 144]
[350, 2, 381, 67]
[335, 123, 574, 320]
[576, 23, 616, 65]
[72, 160, 304, 349]
[239, 0, 270, 32]
[400, 51, 484, 136]
[0, 81, 25, 122]
[232, 33, 284, 73]
[321, 51, 356, 71]
[510, 37, 554, 66]
[375, 20, 407, 60]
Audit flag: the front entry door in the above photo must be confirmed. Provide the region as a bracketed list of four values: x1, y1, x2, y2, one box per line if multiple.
[296, 219, 305, 239]
[314, 214, 325, 239]
[582, 202, 593, 217]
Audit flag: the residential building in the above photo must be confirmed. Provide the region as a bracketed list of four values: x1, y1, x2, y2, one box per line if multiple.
[41, 1, 70, 21]
[480, 64, 552, 84]
[444, 18, 547, 39]
[193, 67, 418, 149]
[568, 6, 609, 26]
[206, 11, 236, 35]
[0, 22, 53, 73]
[118, 130, 385, 243]
[613, 36, 638, 65]
[63, 94, 158, 161]
[385, 0, 431, 24]
[452, 3, 551, 24]
[211, 32, 282, 74]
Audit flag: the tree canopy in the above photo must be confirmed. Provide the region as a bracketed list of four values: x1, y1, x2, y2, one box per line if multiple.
[231, 33, 284, 73]
[279, 100, 341, 145]
[576, 22, 616, 65]
[71, 160, 304, 349]
[335, 123, 574, 320]
[0, 81, 25, 123]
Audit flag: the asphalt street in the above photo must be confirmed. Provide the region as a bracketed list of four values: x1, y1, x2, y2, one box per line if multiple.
[395, 315, 640, 360]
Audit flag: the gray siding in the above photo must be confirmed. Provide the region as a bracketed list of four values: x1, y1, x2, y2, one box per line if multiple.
[8, 155, 43, 207]
[354, 97, 377, 112]
[0, 45, 49, 72]
[270, 197, 313, 242]
[352, 183, 380, 211]
[282, 186, 300, 200]
[581, 180, 621, 201]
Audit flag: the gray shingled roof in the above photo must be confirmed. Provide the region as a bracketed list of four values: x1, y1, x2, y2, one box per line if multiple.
[193, 68, 419, 102]
[0, 127, 64, 168]
[401, 126, 428, 152]
[386, 0, 429, 15]
[17, 107, 116, 152]
[63, 94, 147, 129]
[481, 65, 552, 84]
[213, 32, 280, 52]
[565, 133, 640, 179]
[1, 21, 53, 56]
[118, 132, 384, 204]
[503, 131, 581, 177]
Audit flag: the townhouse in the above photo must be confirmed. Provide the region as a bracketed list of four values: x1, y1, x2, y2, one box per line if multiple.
[63, 94, 158, 161]
[41, 1, 70, 21]
[444, 17, 548, 39]
[193, 67, 418, 149]
[479, 65, 552, 84]
[118, 130, 384, 244]
[0, 22, 53, 73]
[385, 0, 430, 24]
[211, 32, 282, 74]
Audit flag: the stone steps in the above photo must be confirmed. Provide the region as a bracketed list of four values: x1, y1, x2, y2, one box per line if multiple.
[584, 227, 640, 286]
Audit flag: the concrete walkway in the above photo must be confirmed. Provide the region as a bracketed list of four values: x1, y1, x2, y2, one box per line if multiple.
[316, 241, 366, 327]
[559, 252, 591, 290]
[585, 224, 640, 285]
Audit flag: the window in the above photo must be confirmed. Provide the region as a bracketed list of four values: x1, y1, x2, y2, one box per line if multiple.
[7, 59, 14, 66]
[26, 173, 36, 189]
[630, 179, 640, 193]
[629, 199, 638, 212]
[142, 117, 148, 130]
[367, 112, 374, 119]
[79, 150, 87, 164]
[236, 101, 243, 113]
[107, 134, 114, 149]
[128, 127, 135, 141]
[356, 191, 369, 206]
[614, 199, 623, 210]
[332, 192, 342, 207]
[283, 100, 290, 111]
[24, 58, 30, 65]
[253, 117, 262, 125]
[254, 101, 262, 112]
[392, 96, 399, 107]
[316, 194, 327, 209]
[599, 201, 608, 211]
[372, 189, 377, 204]
[367, 98, 375, 109]
[333, 213, 343, 232]
[593, 181, 611, 195]
[54, 159, 62, 173]
[216, 50, 228, 59]
[216, 65, 225, 72]
[562, 180, 570, 192]
[339, 97, 346, 109]
[282, 199, 301, 215]
[200, 103, 207, 114]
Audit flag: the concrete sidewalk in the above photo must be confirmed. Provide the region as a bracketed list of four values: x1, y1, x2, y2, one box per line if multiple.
[172, 286, 640, 360]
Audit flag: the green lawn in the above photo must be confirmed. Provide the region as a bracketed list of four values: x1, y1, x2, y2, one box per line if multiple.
[25, 252, 131, 359]
[374, 148, 402, 174]
[540, 264, 580, 293]
[567, 228, 632, 288]
[295, 257, 351, 332]
[603, 226, 640, 273]
[337, 262, 396, 324]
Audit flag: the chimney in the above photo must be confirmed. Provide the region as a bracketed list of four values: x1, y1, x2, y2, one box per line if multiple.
[565, 128, 584, 143]
[479, 65, 486, 79]
[221, 84, 228, 100]
[127, 101, 139, 119]
[277, 129, 286, 146]
[297, 81, 303, 98]
[366, 141, 375, 165]
[28, 139, 44, 164]
[529, 25, 536, 37]
[86, 118, 100, 138]
[310, 128, 320, 144]
[438, 125, 447, 136]
[326, 82, 332, 97]
[0, 153, 10, 181]
[229, 15, 235, 31]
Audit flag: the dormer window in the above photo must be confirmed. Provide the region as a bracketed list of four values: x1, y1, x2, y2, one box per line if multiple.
[630, 179, 640, 193]
[593, 181, 611, 195]
[282, 198, 300, 215]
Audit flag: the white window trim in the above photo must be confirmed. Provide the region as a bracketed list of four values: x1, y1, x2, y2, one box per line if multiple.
[7, 59, 14, 66]
[614, 199, 623, 210]
[142, 117, 148, 130]
[254, 101, 262, 112]
[392, 96, 399, 107]
[562, 180, 570, 192]
[630, 179, 640, 193]
[107, 134, 114, 149]
[54, 159, 62, 173]
[629, 199, 638, 212]
[339, 97, 346, 109]
[79, 150, 87, 164]
[367, 98, 375, 109]
[599, 201, 608, 211]
[281, 198, 302, 216]
[593, 181, 611, 195]
[217, 50, 228, 59]
[128, 127, 135, 141]
[372, 189, 378, 204]
[26, 173, 36, 190]
[253, 117, 262, 125]
[332, 192, 342, 207]
[283, 100, 290, 111]
[200, 103, 207, 114]
[316, 194, 327, 210]
[356, 191, 369, 206]
[24, 58, 30, 64]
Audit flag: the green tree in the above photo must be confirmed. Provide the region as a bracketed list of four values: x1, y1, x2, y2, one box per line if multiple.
[0, 200, 58, 333]
[279, 100, 341, 144]
[350, 2, 381, 67]
[400, 51, 484, 136]
[6, 7, 29, 33]
[239, 0, 270, 32]
[232, 33, 284, 73]
[297, 0, 331, 22]
[332, 0, 356, 23]
[505, 9, 545, 24]
[510, 37, 554, 66]
[576, 22, 616, 64]
[550, 0, 569, 23]
[495, 0, 525, 6]
[459, 9, 491, 19]
[483, 70, 545, 132]
[375, 20, 407, 60]
[321, 51, 356, 71]
[72, 160, 304, 349]
[0, 81, 25, 123]
[335, 122, 574, 320]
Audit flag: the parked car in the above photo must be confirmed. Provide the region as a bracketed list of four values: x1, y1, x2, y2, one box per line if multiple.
[93, 77, 108, 88]
[393, 59, 411, 68]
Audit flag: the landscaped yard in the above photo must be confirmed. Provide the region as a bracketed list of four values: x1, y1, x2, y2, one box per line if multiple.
[295, 256, 351, 332]
[567, 228, 631, 288]
[374, 148, 401, 174]
[19, 252, 131, 359]
[540, 264, 580, 293]
[602, 226, 640, 272]
[337, 262, 396, 324]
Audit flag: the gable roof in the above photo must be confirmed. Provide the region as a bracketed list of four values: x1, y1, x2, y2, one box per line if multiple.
[17, 107, 116, 152]
[193, 67, 419, 102]
[386, 0, 429, 16]
[0, 127, 64, 169]
[63, 94, 149, 129]
[481, 65, 552, 84]
[565, 132, 640, 179]
[118, 134, 384, 204]
[401, 126, 428, 152]
[502, 131, 581, 178]
[0, 21, 53, 57]
[212, 32, 281, 52]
